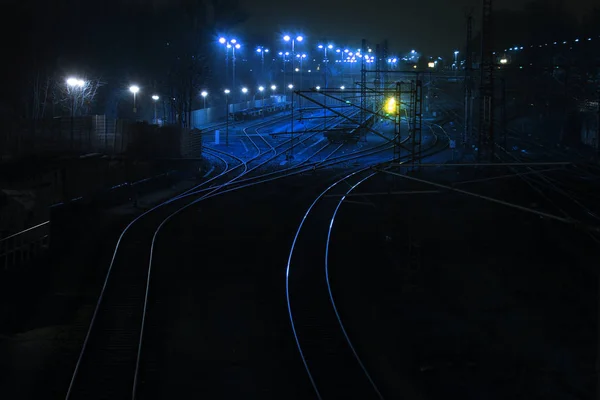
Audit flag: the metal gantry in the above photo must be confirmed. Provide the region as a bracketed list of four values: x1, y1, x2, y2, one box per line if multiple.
[360, 38, 368, 140]
[410, 80, 423, 167]
[478, 0, 495, 161]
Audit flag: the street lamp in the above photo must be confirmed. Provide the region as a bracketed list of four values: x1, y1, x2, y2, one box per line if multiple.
[317, 44, 333, 88]
[152, 94, 159, 124]
[66, 77, 85, 149]
[340, 85, 345, 90]
[241, 87, 249, 107]
[129, 85, 140, 113]
[288, 84, 295, 159]
[296, 53, 307, 91]
[201, 90, 208, 122]
[219, 37, 231, 88]
[258, 86, 265, 118]
[201, 91, 208, 108]
[284, 34, 303, 93]
[231, 41, 241, 100]
[256, 46, 269, 83]
[224, 89, 230, 146]
[454, 50, 459, 70]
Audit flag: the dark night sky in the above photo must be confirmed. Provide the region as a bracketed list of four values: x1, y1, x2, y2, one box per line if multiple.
[239, 0, 596, 55]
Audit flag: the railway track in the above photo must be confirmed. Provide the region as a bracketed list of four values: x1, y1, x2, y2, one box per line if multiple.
[285, 123, 449, 399]
[436, 87, 600, 233]
[63, 107, 407, 399]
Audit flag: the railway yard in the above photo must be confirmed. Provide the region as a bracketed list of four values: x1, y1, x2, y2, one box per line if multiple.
[0, 82, 598, 399]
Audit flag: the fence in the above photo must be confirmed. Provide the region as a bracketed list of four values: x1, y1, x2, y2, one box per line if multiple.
[0, 116, 134, 160]
[0, 221, 50, 270]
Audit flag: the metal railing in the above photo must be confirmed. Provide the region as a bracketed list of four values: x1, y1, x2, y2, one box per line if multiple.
[0, 221, 50, 270]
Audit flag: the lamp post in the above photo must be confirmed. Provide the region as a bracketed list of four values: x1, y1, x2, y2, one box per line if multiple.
[152, 94, 159, 124]
[219, 37, 230, 87]
[284, 35, 303, 99]
[336, 48, 343, 86]
[318, 44, 333, 88]
[66, 77, 85, 150]
[288, 84, 295, 158]
[258, 86, 265, 118]
[201, 91, 208, 122]
[318, 44, 333, 134]
[224, 89, 230, 146]
[129, 85, 140, 113]
[256, 46, 269, 83]
[454, 50, 459, 70]
[231, 40, 241, 101]
[241, 87, 248, 108]
[279, 51, 290, 98]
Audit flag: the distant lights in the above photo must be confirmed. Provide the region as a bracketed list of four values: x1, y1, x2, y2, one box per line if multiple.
[258, 86, 264, 92]
[224, 89, 230, 94]
[315, 86, 321, 90]
[288, 84, 294, 89]
[270, 85, 277, 91]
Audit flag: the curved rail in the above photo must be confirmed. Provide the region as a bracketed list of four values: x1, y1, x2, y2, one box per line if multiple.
[65, 109, 405, 400]
[285, 124, 448, 399]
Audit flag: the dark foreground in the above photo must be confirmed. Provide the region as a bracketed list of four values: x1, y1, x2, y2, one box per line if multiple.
[0, 154, 597, 399]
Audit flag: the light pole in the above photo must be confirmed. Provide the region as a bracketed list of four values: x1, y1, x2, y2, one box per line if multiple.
[258, 86, 265, 118]
[231, 40, 241, 100]
[66, 77, 85, 150]
[241, 87, 248, 107]
[219, 37, 230, 87]
[152, 95, 159, 124]
[284, 35, 303, 98]
[288, 84, 295, 158]
[318, 44, 333, 134]
[201, 91, 208, 122]
[224, 89, 230, 146]
[336, 48, 343, 85]
[279, 51, 290, 98]
[129, 85, 140, 114]
[256, 46, 269, 83]
[454, 50, 459, 70]
[269, 85, 277, 116]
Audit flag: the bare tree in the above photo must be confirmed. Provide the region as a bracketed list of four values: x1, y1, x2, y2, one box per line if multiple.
[29, 70, 53, 119]
[54, 77, 105, 116]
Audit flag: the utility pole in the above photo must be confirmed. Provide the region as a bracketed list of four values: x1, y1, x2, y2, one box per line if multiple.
[464, 11, 474, 145]
[478, 0, 495, 162]
[501, 77, 507, 149]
